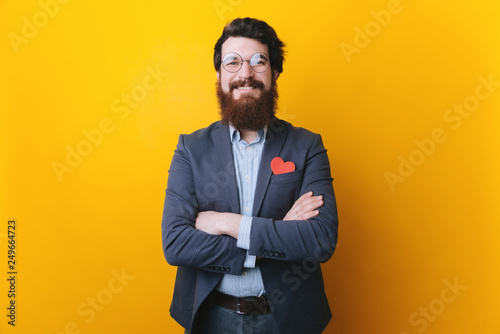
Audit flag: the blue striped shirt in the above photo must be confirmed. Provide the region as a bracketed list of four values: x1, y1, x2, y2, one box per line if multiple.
[216, 125, 266, 297]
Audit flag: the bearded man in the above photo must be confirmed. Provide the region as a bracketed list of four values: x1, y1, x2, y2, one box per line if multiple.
[162, 17, 339, 334]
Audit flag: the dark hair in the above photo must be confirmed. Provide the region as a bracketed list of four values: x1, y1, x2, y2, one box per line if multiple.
[214, 17, 286, 75]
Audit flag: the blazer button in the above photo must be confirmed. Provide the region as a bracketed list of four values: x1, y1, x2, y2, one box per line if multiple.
[225, 267, 231, 273]
[208, 265, 214, 270]
[280, 252, 286, 258]
[262, 249, 269, 256]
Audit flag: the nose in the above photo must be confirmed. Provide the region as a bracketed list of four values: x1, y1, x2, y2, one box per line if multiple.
[237, 60, 253, 79]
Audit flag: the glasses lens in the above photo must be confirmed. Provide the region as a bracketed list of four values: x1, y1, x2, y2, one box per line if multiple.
[250, 53, 270, 72]
[222, 53, 242, 72]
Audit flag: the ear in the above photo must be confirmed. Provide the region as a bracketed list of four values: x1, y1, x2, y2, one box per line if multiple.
[216, 71, 220, 81]
[273, 70, 280, 80]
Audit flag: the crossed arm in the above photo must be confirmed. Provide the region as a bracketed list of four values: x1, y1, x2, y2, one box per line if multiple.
[195, 191, 324, 238]
[163, 132, 337, 273]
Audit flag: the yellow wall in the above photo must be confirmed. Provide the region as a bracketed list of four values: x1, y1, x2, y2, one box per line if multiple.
[1, 0, 499, 333]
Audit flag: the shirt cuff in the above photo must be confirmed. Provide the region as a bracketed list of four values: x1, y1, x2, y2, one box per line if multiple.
[236, 215, 252, 250]
[237, 216, 256, 268]
[243, 252, 257, 268]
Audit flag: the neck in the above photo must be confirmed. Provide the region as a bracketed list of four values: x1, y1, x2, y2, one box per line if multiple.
[239, 129, 258, 144]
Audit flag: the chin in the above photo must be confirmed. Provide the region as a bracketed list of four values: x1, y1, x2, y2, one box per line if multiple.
[234, 96, 259, 105]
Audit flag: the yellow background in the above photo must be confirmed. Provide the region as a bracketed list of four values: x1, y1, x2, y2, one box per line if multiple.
[1, 0, 499, 333]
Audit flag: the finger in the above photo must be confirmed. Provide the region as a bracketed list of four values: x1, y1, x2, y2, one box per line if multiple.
[294, 196, 323, 213]
[295, 191, 314, 204]
[291, 195, 316, 212]
[297, 191, 314, 203]
[299, 199, 324, 213]
[197, 211, 213, 217]
[289, 192, 313, 211]
[300, 209, 320, 220]
[196, 211, 210, 222]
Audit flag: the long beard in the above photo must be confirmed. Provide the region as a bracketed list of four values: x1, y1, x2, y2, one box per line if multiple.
[216, 77, 278, 131]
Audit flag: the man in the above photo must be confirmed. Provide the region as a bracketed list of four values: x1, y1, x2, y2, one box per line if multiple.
[162, 17, 338, 334]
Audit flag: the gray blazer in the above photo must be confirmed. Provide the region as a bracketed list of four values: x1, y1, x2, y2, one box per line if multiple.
[162, 117, 338, 333]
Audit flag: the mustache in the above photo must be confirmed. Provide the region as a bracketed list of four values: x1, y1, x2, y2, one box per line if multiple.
[229, 78, 265, 91]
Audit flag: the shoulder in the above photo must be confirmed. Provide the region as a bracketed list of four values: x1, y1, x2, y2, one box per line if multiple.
[271, 118, 321, 145]
[180, 120, 226, 145]
[182, 120, 221, 138]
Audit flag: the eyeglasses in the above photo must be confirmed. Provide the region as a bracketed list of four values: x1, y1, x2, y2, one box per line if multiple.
[222, 52, 270, 73]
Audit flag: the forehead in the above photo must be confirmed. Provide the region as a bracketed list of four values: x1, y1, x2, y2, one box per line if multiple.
[221, 37, 269, 58]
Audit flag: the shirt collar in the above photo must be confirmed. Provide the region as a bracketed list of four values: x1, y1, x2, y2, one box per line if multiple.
[229, 124, 267, 144]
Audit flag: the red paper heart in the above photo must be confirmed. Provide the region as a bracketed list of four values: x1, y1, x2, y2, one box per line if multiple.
[271, 157, 295, 175]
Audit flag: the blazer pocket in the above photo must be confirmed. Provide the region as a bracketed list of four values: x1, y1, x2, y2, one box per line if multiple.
[264, 169, 304, 219]
[270, 168, 304, 183]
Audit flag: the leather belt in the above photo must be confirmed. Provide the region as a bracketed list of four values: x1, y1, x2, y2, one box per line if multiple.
[212, 290, 272, 315]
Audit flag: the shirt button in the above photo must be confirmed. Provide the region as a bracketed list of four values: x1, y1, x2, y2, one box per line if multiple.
[245, 175, 250, 181]
[246, 146, 251, 151]
[242, 271, 248, 277]
[244, 207, 250, 213]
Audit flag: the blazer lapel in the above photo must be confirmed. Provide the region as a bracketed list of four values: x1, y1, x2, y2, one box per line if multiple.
[211, 122, 240, 214]
[253, 118, 288, 216]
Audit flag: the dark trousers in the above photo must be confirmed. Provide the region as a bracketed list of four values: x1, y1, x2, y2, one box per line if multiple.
[186, 298, 280, 334]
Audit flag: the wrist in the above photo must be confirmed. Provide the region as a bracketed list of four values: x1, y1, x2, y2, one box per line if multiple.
[221, 213, 241, 239]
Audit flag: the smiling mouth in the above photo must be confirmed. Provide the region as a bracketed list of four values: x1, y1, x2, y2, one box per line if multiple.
[231, 79, 264, 92]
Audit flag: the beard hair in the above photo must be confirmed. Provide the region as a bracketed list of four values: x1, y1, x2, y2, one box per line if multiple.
[216, 76, 278, 132]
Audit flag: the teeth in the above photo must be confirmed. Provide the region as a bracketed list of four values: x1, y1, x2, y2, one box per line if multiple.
[238, 87, 254, 89]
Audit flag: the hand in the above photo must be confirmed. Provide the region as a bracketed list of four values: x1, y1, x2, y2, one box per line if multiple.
[283, 191, 323, 221]
[195, 211, 241, 238]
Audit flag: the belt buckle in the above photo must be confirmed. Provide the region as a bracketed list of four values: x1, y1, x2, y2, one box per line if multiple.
[236, 297, 246, 315]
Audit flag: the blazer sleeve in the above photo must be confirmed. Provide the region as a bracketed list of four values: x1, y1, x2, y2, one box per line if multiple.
[248, 134, 338, 262]
[161, 134, 247, 275]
